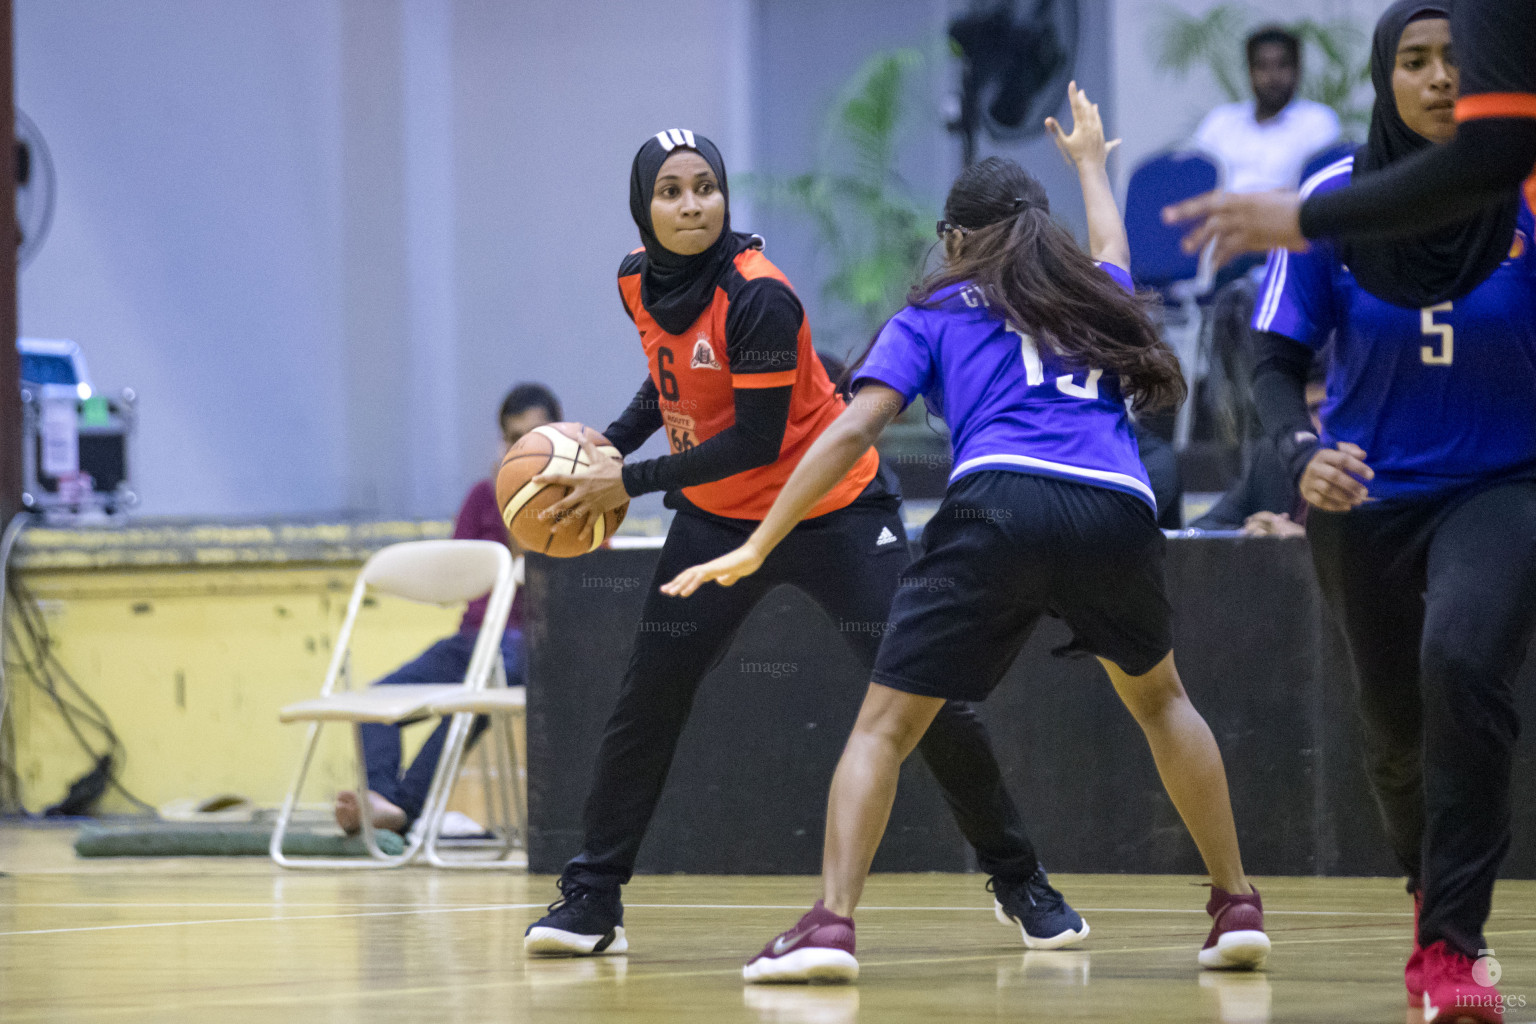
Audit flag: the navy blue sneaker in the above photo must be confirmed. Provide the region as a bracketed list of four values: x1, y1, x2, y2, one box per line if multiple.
[524, 877, 628, 956]
[989, 868, 1089, 949]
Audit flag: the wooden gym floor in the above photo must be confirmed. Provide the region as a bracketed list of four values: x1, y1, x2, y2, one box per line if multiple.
[2, 825, 1533, 1024]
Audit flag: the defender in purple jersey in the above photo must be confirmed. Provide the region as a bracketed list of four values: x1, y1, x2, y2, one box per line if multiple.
[1251, 8, 1536, 1019]
[665, 84, 1269, 983]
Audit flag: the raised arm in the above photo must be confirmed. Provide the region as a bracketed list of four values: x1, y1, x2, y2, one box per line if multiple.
[1046, 81, 1129, 270]
[660, 384, 904, 597]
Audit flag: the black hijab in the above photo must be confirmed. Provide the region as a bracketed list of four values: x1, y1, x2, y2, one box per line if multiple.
[629, 129, 757, 335]
[1343, 0, 1519, 308]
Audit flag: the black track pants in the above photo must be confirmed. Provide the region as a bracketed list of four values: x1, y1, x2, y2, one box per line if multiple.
[1309, 480, 1536, 957]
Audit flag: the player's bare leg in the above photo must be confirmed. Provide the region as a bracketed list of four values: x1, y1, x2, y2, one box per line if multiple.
[821, 684, 946, 916]
[743, 684, 943, 983]
[1101, 652, 1268, 969]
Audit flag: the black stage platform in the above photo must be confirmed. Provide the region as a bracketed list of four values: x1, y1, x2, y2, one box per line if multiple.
[523, 536, 1536, 878]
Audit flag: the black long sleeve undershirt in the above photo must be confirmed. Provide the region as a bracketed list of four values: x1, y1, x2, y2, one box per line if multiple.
[1251, 330, 1320, 486]
[1299, 118, 1536, 242]
[602, 378, 663, 458]
[618, 385, 792, 498]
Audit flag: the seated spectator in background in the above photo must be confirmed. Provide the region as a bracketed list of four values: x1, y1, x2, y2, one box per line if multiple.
[334, 382, 561, 835]
[1194, 26, 1341, 195]
[1191, 367, 1325, 536]
[1133, 421, 1184, 530]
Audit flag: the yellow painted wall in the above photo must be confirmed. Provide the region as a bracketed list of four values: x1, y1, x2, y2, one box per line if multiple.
[8, 563, 462, 814]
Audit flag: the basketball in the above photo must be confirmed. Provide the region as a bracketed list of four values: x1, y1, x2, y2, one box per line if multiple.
[496, 423, 627, 557]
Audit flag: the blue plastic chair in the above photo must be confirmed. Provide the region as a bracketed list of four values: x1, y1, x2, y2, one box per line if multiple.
[1125, 148, 1221, 447]
[1125, 148, 1220, 294]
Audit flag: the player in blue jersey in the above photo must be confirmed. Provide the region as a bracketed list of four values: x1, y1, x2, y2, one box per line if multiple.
[1251, 6, 1536, 1020]
[665, 84, 1270, 983]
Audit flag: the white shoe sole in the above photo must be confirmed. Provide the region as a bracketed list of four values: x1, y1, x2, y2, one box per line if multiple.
[743, 947, 859, 984]
[994, 900, 1091, 950]
[1198, 930, 1270, 970]
[524, 925, 628, 957]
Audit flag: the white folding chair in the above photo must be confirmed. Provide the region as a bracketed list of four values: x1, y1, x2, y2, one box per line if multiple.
[270, 539, 515, 869]
[418, 684, 527, 868]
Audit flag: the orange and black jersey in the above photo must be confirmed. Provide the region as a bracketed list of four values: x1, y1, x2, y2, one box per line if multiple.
[1300, 0, 1536, 244]
[603, 245, 879, 522]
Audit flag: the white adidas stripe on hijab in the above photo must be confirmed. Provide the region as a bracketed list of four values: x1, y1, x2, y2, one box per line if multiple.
[654, 128, 697, 151]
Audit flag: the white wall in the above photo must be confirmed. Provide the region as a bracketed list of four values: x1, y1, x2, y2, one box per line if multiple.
[17, 0, 351, 516]
[16, 0, 752, 518]
[1109, 0, 1397, 190]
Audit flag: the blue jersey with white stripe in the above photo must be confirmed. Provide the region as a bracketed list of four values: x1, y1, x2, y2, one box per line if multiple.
[1254, 155, 1536, 501]
[853, 264, 1154, 510]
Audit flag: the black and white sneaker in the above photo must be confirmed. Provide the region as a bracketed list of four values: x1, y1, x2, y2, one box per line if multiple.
[524, 877, 628, 956]
[989, 868, 1089, 950]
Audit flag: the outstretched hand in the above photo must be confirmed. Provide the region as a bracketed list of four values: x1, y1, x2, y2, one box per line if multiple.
[660, 541, 767, 598]
[1161, 188, 1309, 268]
[1045, 81, 1120, 170]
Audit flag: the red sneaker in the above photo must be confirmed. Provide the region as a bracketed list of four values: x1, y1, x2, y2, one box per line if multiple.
[743, 901, 859, 984]
[1406, 890, 1424, 1006]
[1420, 941, 1504, 1023]
[1199, 885, 1270, 970]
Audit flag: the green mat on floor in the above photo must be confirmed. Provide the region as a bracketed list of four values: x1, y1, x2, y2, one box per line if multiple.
[73, 823, 406, 858]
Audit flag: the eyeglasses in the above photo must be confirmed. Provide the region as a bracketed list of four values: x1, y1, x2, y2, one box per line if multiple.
[935, 220, 970, 240]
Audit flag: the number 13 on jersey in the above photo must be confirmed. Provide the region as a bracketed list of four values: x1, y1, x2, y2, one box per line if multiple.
[1008, 323, 1102, 398]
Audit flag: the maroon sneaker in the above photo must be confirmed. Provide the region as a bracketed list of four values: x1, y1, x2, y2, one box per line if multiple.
[743, 901, 859, 984]
[1199, 885, 1270, 970]
[1420, 941, 1504, 1023]
[1406, 890, 1425, 1006]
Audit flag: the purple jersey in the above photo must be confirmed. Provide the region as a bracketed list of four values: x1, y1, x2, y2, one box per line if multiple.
[854, 263, 1155, 510]
[1255, 156, 1536, 501]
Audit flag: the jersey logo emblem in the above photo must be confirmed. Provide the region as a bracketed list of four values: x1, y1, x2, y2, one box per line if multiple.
[690, 337, 723, 371]
[876, 526, 900, 547]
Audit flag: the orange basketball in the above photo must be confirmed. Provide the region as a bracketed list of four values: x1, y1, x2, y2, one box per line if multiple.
[496, 423, 628, 557]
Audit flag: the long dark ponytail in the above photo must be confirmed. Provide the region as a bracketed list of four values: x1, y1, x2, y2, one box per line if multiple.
[904, 157, 1185, 413]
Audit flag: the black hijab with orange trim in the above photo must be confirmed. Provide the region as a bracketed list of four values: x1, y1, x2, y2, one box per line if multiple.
[628, 130, 758, 335]
[1343, 0, 1519, 308]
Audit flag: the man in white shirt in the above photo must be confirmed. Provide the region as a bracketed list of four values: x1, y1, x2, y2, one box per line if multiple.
[1194, 26, 1342, 194]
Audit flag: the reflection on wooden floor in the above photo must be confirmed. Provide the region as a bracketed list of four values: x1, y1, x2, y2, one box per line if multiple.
[2, 825, 1533, 1023]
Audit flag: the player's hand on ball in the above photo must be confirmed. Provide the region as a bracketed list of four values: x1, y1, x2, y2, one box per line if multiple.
[660, 542, 767, 598]
[1044, 81, 1119, 169]
[1299, 442, 1373, 512]
[533, 434, 628, 533]
[1162, 188, 1308, 267]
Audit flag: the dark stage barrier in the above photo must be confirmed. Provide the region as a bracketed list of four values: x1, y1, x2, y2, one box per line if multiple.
[523, 536, 1536, 879]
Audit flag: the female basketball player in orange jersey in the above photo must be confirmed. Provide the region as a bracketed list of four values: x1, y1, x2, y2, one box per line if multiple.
[521, 129, 1087, 958]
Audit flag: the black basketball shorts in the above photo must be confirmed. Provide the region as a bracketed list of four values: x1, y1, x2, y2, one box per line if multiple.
[871, 470, 1173, 702]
